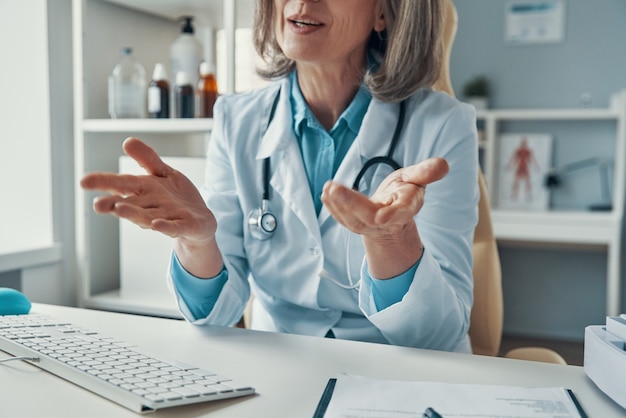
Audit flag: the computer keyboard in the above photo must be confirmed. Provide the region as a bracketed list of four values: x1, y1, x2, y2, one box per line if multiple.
[0, 313, 255, 414]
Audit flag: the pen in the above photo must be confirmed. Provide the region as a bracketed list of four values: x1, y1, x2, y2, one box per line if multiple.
[423, 407, 443, 418]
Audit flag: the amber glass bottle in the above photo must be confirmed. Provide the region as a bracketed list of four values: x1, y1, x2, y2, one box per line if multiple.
[147, 63, 170, 118]
[197, 62, 218, 118]
[175, 71, 194, 118]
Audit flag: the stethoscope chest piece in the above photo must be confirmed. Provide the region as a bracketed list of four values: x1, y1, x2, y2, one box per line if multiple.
[248, 199, 277, 241]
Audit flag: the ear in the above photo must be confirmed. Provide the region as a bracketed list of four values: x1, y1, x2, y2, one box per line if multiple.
[373, 3, 386, 32]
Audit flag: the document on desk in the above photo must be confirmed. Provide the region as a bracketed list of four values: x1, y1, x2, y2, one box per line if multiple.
[315, 373, 587, 418]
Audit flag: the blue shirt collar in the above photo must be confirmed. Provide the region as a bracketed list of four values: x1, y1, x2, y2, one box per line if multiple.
[290, 71, 371, 136]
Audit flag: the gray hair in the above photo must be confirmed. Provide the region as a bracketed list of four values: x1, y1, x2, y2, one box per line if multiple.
[253, 0, 444, 103]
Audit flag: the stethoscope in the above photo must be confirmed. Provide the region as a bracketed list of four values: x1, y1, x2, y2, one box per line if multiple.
[248, 100, 405, 241]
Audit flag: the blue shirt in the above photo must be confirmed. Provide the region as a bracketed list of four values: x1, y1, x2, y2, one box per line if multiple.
[290, 71, 370, 215]
[171, 72, 418, 320]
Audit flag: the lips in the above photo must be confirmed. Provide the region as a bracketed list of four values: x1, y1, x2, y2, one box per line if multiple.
[287, 14, 324, 28]
[290, 18, 322, 27]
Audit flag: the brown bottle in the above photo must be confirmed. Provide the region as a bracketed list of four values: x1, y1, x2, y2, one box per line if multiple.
[197, 62, 218, 118]
[175, 71, 195, 118]
[148, 63, 170, 118]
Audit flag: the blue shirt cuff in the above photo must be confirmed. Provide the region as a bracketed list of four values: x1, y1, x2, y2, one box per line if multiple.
[170, 252, 228, 319]
[368, 255, 422, 311]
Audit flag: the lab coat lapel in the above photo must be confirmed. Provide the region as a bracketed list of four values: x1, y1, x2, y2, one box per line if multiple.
[256, 78, 322, 244]
[318, 99, 401, 226]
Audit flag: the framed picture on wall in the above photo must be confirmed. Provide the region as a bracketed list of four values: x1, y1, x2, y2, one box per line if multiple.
[497, 133, 553, 211]
[505, 0, 566, 45]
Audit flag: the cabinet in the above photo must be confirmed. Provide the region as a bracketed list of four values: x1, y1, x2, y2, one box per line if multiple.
[72, 0, 253, 317]
[477, 104, 626, 316]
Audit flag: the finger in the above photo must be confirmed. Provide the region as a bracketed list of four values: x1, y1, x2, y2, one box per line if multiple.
[92, 195, 125, 213]
[104, 192, 162, 213]
[81, 172, 151, 196]
[112, 201, 168, 229]
[322, 181, 380, 231]
[374, 184, 426, 225]
[93, 195, 197, 239]
[400, 158, 449, 186]
[122, 137, 173, 177]
[89, 196, 154, 229]
[91, 194, 155, 224]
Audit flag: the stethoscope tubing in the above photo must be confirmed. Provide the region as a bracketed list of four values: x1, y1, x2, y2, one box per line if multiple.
[250, 99, 406, 240]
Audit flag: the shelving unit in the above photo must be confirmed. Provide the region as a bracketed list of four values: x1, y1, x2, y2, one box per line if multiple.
[477, 104, 626, 316]
[72, 0, 252, 317]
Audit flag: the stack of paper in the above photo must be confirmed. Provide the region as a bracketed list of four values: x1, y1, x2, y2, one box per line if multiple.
[314, 373, 586, 418]
[606, 315, 626, 341]
[584, 316, 626, 410]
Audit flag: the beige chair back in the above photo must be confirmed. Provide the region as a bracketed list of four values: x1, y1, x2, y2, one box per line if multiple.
[435, 0, 504, 357]
[468, 172, 504, 356]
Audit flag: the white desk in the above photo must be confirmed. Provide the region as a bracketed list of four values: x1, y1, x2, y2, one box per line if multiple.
[1, 304, 624, 417]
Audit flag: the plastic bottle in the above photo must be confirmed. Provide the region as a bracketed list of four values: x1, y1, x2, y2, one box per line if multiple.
[175, 71, 195, 118]
[170, 16, 203, 116]
[197, 62, 218, 118]
[147, 63, 170, 118]
[108, 47, 146, 119]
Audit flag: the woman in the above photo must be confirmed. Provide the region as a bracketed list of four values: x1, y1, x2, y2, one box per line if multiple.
[81, 0, 479, 352]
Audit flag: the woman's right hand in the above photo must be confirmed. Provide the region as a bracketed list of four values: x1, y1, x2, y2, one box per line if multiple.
[80, 137, 217, 248]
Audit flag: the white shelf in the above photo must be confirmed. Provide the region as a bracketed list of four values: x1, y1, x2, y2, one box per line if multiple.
[477, 104, 626, 316]
[98, 0, 252, 27]
[82, 118, 213, 134]
[492, 210, 618, 245]
[476, 108, 620, 121]
[100, 0, 223, 19]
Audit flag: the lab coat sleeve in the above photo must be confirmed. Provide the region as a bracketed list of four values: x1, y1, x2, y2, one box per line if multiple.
[358, 100, 478, 352]
[167, 97, 251, 327]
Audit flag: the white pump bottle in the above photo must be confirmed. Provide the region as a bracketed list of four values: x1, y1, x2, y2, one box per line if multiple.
[170, 16, 203, 116]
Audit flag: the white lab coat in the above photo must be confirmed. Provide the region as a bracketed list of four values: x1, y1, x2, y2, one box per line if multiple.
[171, 76, 479, 352]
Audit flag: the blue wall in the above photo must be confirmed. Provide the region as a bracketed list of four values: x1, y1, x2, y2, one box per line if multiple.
[452, 0, 626, 109]
[450, 0, 626, 341]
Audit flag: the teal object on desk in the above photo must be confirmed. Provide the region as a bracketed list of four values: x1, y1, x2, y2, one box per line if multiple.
[0, 288, 31, 315]
[423, 407, 443, 418]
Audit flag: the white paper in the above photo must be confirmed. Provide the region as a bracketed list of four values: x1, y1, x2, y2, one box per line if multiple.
[505, 1, 565, 45]
[323, 374, 583, 418]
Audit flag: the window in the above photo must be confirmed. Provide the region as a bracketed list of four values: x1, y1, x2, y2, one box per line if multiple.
[0, 2, 54, 253]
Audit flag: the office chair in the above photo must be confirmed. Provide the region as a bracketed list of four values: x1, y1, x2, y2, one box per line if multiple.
[437, 0, 566, 364]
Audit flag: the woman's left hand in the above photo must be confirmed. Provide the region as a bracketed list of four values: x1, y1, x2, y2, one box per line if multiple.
[322, 157, 448, 236]
[321, 157, 449, 278]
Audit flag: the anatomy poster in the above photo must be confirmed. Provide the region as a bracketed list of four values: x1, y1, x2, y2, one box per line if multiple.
[497, 133, 553, 211]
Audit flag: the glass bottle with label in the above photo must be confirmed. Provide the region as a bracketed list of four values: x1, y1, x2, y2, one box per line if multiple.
[108, 47, 146, 119]
[148, 63, 169, 118]
[197, 62, 218, 118]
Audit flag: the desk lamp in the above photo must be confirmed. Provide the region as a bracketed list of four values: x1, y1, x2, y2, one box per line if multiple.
[544, 156, 612, 211]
